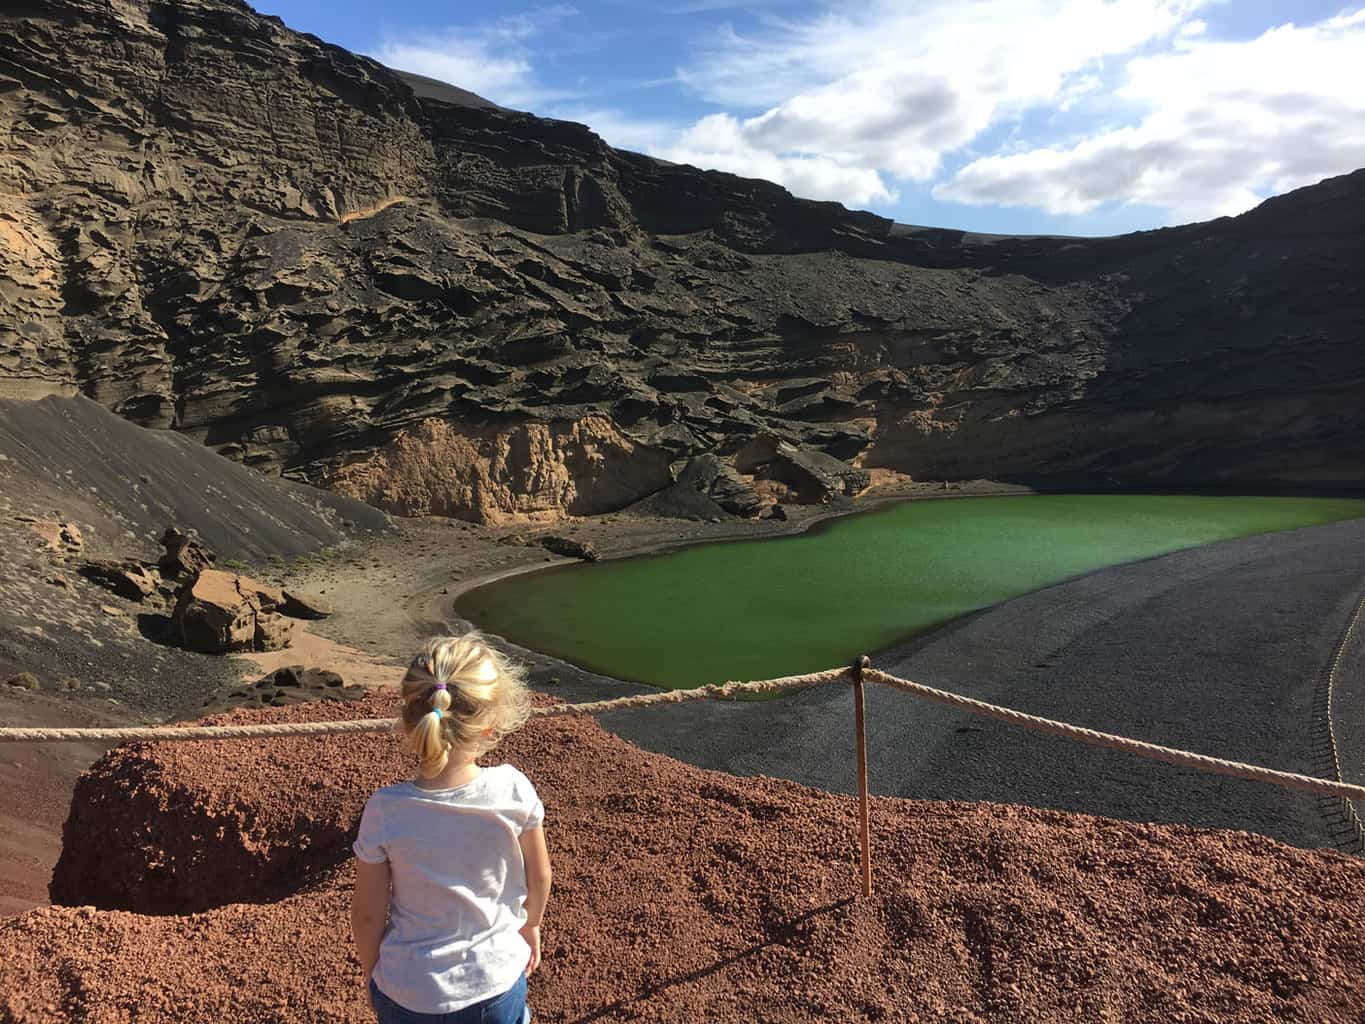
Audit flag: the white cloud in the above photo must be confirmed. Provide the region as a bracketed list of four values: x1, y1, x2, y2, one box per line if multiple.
[936, 9, 1365, 219]
[652, 0, 1212, 208]
[370, 2, 1365, 223]
[666, 113, 898, 205]
[372, 5, 580, 110]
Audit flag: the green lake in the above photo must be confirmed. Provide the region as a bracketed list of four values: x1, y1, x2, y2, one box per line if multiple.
[456, 494, 1365, 689]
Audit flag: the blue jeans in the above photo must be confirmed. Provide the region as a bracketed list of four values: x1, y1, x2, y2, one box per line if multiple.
[369, 974, 529, 1024]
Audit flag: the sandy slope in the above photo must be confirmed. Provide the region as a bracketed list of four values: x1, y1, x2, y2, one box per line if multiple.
[0, 691, 132, 916]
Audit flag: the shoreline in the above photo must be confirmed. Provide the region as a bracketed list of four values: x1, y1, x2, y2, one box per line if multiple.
[447, 478, 1038, 605]
[275, 478, 1038, 707]
[435, 486, 1365, 695]
[590, 513, 1365, 852]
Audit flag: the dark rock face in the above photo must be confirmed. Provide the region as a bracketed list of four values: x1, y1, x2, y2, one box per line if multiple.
[2, 0, 1364, 518]
[627, 453, 767, 520]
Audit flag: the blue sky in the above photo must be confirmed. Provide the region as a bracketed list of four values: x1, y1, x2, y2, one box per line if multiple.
[260, 1, 1365, 236]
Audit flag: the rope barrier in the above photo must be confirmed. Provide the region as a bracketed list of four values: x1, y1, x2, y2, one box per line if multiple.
[3, 663, 1364, 804]
[862, 668, 1365, 803]
[0, 668, 847, 744]
[6, 657, 1365, 895]
[1317, 588, 1365, 850]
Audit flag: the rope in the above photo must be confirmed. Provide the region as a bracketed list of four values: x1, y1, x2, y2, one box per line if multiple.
[862, 668, 1365, 803]
[0, 668, 847, 743]
[1318, 588, 1365, 849]
[4, 661, 1364, 804]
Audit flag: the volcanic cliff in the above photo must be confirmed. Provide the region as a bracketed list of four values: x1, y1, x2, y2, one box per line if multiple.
[3, 0, 1364, 523]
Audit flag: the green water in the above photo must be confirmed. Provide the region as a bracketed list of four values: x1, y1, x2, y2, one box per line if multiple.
[457, 494, 1365, 689]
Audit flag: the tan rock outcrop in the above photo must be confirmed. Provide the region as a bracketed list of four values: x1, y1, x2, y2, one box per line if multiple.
[172, 569, 294, 654]
[253, 612, 296, 653]
[325, 415, 674, 524]
[17, 517, 83, 556]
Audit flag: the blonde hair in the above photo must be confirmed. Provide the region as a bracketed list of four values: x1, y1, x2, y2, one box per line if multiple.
[400, 633, 532, 778]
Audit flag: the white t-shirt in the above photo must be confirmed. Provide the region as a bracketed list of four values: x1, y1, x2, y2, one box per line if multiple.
[353, 764, 545, 1014]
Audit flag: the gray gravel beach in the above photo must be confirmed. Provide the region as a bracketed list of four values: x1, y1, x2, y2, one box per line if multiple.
[596, 517, 1365, 851]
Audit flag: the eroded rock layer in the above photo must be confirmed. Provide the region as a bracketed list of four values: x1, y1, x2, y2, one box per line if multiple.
[2, 0, 1364, 522]
[18, 694, 1365, 1022]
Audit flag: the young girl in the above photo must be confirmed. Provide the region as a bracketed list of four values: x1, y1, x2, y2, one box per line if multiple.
[351, 633, 552, 1024]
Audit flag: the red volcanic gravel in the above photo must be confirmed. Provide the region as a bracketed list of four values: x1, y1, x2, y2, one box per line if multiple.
[4, 693, 1365, 1023]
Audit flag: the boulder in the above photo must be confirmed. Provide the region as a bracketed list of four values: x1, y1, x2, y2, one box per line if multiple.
[540, 535, 599, 562]
[5, 672, 40, 690]
[735, 437, 870, 504]
[675, 454, 765, 518]
[280, 589, 334, 620]
[627, 453, 764, 521]
[159, 527, 216, 581]
[172, 569, 293, 654]
[80, 559, 159, 601]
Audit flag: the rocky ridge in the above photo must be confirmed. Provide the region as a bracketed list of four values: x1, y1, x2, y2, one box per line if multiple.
[2, 0, 1363, 522]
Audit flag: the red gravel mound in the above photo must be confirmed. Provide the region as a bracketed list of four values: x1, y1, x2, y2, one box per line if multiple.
[48, 698, 407, 913]
[8, 695, 1365, 1023]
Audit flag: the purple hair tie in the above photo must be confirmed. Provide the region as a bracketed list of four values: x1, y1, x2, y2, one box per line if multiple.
[431, 682, 447, 690]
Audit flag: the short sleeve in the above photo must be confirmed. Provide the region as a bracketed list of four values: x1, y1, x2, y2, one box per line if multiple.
[353, 794, 388, 864]
[512, 769, 544, 833]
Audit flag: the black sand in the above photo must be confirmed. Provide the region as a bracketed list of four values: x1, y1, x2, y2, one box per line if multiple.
[0, 396, 388, 563]
[597, 517, 1365, 851]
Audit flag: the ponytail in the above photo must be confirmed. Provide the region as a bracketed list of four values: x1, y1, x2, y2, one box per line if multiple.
[408, 683, 453, 777]
[399, 634, 531, 777]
